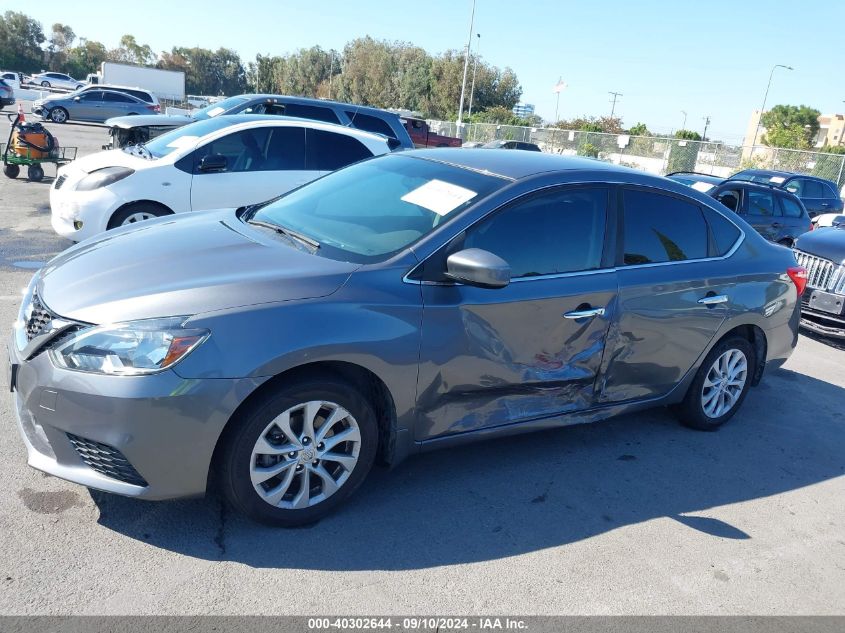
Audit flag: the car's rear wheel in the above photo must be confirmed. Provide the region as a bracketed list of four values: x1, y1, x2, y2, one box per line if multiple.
[219, 377, 378, 526]
[674, 337, 753, 431]
[108, 202, 171, 229]
[49, 107, 68, 123]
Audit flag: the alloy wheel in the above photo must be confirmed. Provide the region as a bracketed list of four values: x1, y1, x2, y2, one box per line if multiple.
[701, 348, 747, 418]
[121, 211, 157, 225]
[249, 400, 361, 509]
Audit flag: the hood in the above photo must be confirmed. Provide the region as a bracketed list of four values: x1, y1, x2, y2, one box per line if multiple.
[106, 114, 193, 129]
[65, 148, 152, 174]
[795, 227, 845, 264]
[38, 210, 358, 324]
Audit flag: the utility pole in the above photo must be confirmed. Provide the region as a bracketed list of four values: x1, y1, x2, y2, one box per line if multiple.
[553, 77, 567, 123]
[609, 91, 622, 119]
[681, 110, 687, 131]
[467, 33, 481, 119]
[456, 0, 476, 136]
[328, 50, 335, 100]
[702, 116, 711, 141]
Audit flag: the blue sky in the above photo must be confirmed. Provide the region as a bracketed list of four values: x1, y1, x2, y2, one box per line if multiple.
[17, 0, 845, 142]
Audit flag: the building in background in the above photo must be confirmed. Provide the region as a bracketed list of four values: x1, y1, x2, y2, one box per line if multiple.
[512, 103, 535, 118]
[744, 110, 845, 150]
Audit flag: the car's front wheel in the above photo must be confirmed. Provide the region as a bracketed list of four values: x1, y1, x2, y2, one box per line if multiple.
[49, 107, 68, 123]
[108, 202, 171, 229]
[674, 337, 754, 431]
[219, 377, 378, 526]
[40, 81, 50, 88]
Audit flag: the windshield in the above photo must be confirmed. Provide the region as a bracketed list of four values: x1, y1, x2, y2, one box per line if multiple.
[250, 154, 506, 263]
[141, 117, 243, 159]
[190, 95, 250, 120]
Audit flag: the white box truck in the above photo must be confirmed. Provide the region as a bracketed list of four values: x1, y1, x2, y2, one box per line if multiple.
[86, 62, 185, 102]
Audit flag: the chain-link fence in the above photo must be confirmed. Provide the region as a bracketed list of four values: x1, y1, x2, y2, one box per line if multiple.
[427, 120, 845, 190]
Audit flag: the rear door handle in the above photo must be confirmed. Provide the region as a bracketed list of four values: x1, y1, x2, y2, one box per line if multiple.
[698, 294, 728, 306]
[563, 307, 606, 319]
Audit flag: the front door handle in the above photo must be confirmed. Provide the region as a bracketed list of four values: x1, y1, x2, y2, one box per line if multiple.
[563, 306, 606, 319]
[698, 294, 728, 306]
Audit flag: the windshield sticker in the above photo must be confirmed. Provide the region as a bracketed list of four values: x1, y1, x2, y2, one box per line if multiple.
[691, 181, 715, 193]
[401, 179, 478, 216]
[166, 135, 199, 149]
[769, 176, 786, 184]
[206, 106, 225, 118]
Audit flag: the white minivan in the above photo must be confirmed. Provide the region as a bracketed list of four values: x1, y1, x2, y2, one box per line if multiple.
[50, 116, 393, 241]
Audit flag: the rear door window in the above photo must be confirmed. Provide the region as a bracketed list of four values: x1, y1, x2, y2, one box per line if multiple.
[622, 189, 708, 264]
[306, 130, 374, 171]
[746, 190, 780, 217]
[284, 103, 340, 124]
[779, 196, 804, 218]
[802, 180, 824, 198]
[344, 111, 395, 137]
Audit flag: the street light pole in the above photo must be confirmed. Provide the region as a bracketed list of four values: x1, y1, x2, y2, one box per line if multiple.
[467, 33, 481, 120]
[681, 110, 687, 131]
[751, 64, 793, 147]
[702, 116, 711, 141]
[456, 0, 476, 136]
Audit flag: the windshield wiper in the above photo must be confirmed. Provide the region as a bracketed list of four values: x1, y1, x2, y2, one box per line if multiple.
[247, 219, 320, 250]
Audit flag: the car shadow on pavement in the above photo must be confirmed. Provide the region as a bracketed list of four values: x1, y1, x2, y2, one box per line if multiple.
[91, 367, 845, 570]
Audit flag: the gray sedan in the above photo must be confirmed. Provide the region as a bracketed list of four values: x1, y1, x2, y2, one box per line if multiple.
[8, 150, 803, 526]
[32, 88, 157, 123]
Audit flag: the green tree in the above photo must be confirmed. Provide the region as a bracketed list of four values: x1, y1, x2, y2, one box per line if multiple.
[63, 38, 108, 78]
[0, 11, 46, 73]
[628, 122, 649, 136]
[109, 34, 155, 66]
[160, 47, 246, 95]
[761, 104, 820, 149]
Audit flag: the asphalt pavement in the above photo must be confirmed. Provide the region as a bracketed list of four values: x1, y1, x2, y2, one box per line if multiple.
[0, 105, 843, 615]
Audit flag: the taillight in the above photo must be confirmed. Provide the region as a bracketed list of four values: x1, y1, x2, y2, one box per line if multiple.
[147, 104, 160, 112]
[787, 266, 808, 295]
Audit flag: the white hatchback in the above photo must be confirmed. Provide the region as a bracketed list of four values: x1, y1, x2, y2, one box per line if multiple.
[50, 116, 393, 241]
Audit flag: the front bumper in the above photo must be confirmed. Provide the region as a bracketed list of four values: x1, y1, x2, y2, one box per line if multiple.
[800, 289, 845, 340]
[49, 177, 123, 241]
[8, 334, 265, 499]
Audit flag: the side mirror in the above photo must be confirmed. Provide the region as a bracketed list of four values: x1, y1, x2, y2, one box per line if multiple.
[445, 248, 510, 289]
[73, 96, 81, 102]
[199, 153, 227, 173]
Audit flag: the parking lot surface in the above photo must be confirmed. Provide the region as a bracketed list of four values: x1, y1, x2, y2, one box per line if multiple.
[1, 108, 844, 615]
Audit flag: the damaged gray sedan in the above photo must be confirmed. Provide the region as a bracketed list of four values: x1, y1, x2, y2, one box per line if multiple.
[8, 150, 804, 526]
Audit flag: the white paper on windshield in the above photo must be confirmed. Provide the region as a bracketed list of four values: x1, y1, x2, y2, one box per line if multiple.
[206, 106, 225, 118]
[769, 176, 786, 184]
[166, 135, 199, 149]
[401, 179, 478, 216]
[691, 181, 714, 193]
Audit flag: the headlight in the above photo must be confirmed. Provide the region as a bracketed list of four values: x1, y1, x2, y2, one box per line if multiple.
[49, 317, 209, 375]
[75, 166, 134, 191]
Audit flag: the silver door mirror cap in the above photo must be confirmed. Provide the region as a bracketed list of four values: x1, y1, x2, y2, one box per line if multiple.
[445, 248, 511, 289]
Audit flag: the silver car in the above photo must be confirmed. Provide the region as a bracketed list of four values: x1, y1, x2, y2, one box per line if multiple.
[30, 71, 86, 91]
[33, 88, 157, 124]
[7, 151, 803, 526]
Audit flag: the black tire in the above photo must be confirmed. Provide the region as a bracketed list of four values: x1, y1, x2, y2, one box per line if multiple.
[3, 164, 20, 178]
[49, 107, 68, 123]
[75, 84, 84, 90]
[219, 377, 378, 527]
[673, 336, 754, 431]
[107, 202, 171, 229]
[27, 164, 44, 182]
[40, 81, 50, 88]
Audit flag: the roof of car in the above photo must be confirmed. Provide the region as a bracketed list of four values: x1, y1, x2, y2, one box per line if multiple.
[733, 168, 832, 183]
[237, 94, 402, 117]
[180, 114, 393, 143]
[408, 148, 642, 180]
[667, 172, 724, 183]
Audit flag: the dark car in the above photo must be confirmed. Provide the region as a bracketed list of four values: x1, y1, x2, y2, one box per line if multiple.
[0, 78, 14, 108]
[104, 94, 414, 150]
[666, 171, 724, 193]
[9, 151, 803, 526]
[708, 180, 811, 246]
[793, 226, 845, 339]
[729, 169, 843, 218]
[482, 139, 541, 151]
